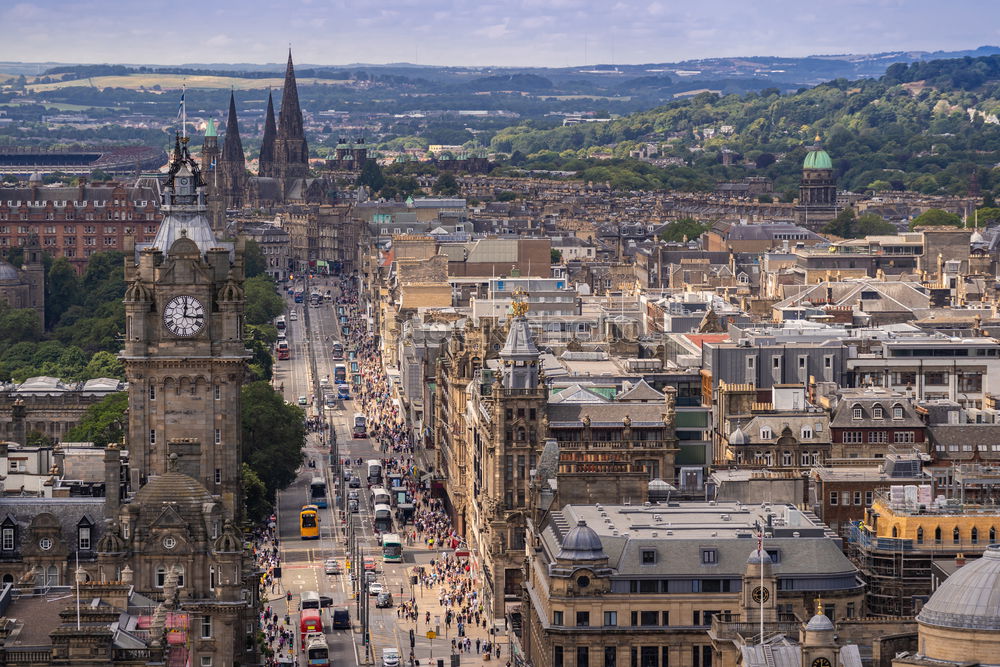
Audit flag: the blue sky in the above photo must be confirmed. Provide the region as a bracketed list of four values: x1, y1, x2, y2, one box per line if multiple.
[2, 0, 999, 68]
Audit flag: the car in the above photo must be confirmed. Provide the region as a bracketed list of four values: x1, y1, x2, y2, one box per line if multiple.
[382, 648, 401, 667]
[320, 378, 330, 387]
[348, 490, 359, 500]
[368, 581, 383, 596]
[324, 559, 340, 575]
[297, 396, 308, 406]
[289, 311, 298, 321]
[348, 499, 359, 513]
[376, 591, 393, 608]
[349, 476, 361, 488]
[343, 468, 352, 481]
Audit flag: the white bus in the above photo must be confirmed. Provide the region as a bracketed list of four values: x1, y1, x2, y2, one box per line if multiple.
[373, 503, 392, 532]
[366, 459, 382, 485]
[370, 486, 390, 507]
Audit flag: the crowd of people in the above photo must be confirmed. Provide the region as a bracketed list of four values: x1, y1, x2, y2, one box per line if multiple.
[251, 520, 298, 665]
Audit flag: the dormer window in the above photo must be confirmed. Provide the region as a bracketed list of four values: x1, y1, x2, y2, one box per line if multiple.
[1, 518, 15, 552]
[872, 405, 884, 420]
[760, 427, 772, 440]
[77, 520, 92, 551]
[892, 404, 904, 420]
[852, 405, 863, 420]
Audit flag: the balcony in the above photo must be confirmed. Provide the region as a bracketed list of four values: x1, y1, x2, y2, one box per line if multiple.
[556, 439, 678, 451]
[709, 617, 802, 644]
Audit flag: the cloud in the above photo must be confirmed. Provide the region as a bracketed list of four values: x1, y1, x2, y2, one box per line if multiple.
[206, 34, 234, 48]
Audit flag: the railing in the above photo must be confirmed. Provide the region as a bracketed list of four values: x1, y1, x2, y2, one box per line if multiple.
[709, 618, 801, 641]
[557, 440, 673, 450]
[5, 647, 52, 663]
[112, 648, 153, 660]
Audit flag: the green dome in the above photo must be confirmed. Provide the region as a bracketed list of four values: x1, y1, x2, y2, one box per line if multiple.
[804, 147, 832, 170]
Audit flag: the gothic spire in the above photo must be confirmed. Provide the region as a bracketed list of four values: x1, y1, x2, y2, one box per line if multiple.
[221, 91, 244, 165]
[258, 90, 276, 177]
[277, 50, 305, 143]
[274, 49, 309, 180]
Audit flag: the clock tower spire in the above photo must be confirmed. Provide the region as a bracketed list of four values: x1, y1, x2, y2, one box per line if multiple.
[122, 134, 249, 520]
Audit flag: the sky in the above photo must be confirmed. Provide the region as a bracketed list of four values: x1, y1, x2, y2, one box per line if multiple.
[2, 0, 1000, 68]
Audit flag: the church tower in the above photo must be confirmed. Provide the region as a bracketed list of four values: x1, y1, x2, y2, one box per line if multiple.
[200, 119, 226, 233]
[218, 92, 246, 209]
[258, 90, 276, 178]
[121, 134, 249, 521]
[273, 50, 310, 183]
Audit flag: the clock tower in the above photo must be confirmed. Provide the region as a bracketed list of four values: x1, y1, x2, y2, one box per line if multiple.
[122, 134, 249, 520]
[742, 547, 777, 624]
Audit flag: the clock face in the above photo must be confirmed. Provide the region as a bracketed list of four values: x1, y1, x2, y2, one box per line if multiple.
[163, 295, 205, 336]
[811, 659, 832, 667]
[751, 586, 770, 604]
[39, 537, 53, 551]
[178, 177, 190, 186]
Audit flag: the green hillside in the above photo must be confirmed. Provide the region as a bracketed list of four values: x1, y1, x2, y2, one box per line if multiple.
[490, 55, 1000, 200]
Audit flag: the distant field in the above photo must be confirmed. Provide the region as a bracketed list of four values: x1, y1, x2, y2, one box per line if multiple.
[27, 73, 350, 92]
[544, 94, 632, 101]
[0, 73, 14, 84]
[0, 101, 125, 111]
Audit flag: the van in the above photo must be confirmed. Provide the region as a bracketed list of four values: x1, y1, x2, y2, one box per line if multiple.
[382, 648, 401, 667]
[332, 607, 351, 629]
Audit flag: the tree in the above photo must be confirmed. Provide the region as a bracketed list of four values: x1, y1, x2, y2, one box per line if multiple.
[242, 463, 272, 523]
[46, 256, 81, 329]
[660, 218, 709, 243]
[356, 159, 385, 192]
[81, 350, 124, 380]
[852, 212, 896, 237]
[433, 173, 459, 196]
[26, 431, 54, 448]
[244, 276, 284, 326]
[910, 208, 963, 230]
[976, 207, 1000, 226]
[244, 239, 267, 279]
[0, 304, 42, 343]
[65, 392, 128, 447]
[90, 169, 110, 182]
[241, 381, 306, 501]
[821, 208, 857, 238]
[755, 152, 776, 169]
[550, 249, 563, 263]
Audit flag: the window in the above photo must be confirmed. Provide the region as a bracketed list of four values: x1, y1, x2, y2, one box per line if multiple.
[801, 427, 813, 439]
[214, 429, 221, 445]
[149, 429, 156, 445]
[201, 658, 213, 667]
[782, 451, 792, 466]
[576, 611, 590, 627]
[759, 427, 772, 440]
[868, 431, 887, 444]
[973, 527, 980, 545]
[894, 431, 915, 444]
[852, 405, 863, 420]
[935, 527, 942, 544]
[842, 431, 863, 444]
[554, 646, 564, 667]
[865, 491, 873, 505]
[214, 469, 222, 484]
[210, 566, 216, 589]
[1, 527, 13, 551]
[603, 611, 618, 627]
[872, 405, 884, 419]
[853, 492, 862, 505]
[201, 615, 213, 639]
[953, 526, 961, 544]
[892, 405, 904, 420]
[605, 647, 617, 667]
[156, 567, 167, 588]
[641, 550, 657, 564]
[701, 549, 717, 564]
[214, 385, 221, 400]
[553, 611, 564, 626]
[639, 611, 659, 626]
[78, 525, 91, 550]
[578, 647, 590, 667]
[829, 492, 838, 506]
[916, 527, 923, 544]
[149, 385, 156, 401]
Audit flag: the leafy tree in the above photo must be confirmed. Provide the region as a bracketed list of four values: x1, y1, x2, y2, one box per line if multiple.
[976, 207, 1000, 226]
[868, 180, 892, 192]
[241, 381, 305, 501]
[757, 194, 773, 203]
[244, 325, 275, 382]
[45, 256, 81, 329]
[550, 249, 563, 263]
[0, 304, 42, 343]
[244, 239, 267, 278]
[26, 431, 54, 448]
[90, 169, 110, 182]
[821, 208, 857, 238]
[242, 463, 272, 523]
[910, 208, 963, 230]
[852, 212, 897, 237]
[433, 172, 459, 196]
[755, 152, 776, 169]
[356, 159, 385, 192]
[660, 218, 710, 243]
[495, 191, 517, 202]
[244, 276, 284, 326]
[65, 392, 128, 447]
[82, 350, 124, 379]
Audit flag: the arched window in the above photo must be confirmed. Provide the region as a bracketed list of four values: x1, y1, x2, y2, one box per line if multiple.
[916, 527, 924, 544]
[892, 404, 904, 420]
[953, 526, 961, 545]
[935, 527, 942, 544]
[992, 527, 997, 543]
[851, 404, 863, 420]
[155, 566, 166, 588]
[972, 527, 979, 544]
[872, 405, 884, 420]
[46, 566, 58, 587]
[891, 526, 898, 538]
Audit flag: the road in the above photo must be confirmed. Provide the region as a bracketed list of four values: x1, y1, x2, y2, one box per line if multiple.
[269, 280, 446, 667]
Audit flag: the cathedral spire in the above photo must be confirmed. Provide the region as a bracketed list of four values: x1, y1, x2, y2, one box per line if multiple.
[258, 90, 276, 177]
[274, 49, 309, 180]
[221, 92, 244, 165]
[218, 91, 245, 208]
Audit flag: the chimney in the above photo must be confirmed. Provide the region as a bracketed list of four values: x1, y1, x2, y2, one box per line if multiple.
[11, 399, 26, 446]
[104, 444, 121, 519]
[956, 553, 966, 568]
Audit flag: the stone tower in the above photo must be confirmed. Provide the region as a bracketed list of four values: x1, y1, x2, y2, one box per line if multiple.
[273, 50, 310, 184]
[218, 92, 246, 209]
[796, 135, 838, 229]
[742, 547, 778, 624]
[121, 134, 249, 521]
[200, 118, 225, 233]
[258, 90, 276, 178]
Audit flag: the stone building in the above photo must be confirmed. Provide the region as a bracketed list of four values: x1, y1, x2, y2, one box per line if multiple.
[0, 376, 124, 444]
[0, 241, 44, 326]
[796, 137, 838, 229]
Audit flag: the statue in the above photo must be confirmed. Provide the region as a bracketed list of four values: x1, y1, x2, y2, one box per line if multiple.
[582, 415, 591, 428]
[623, 415, 631, 428]
[663, 386, 677, 424]
[510, 286, 530, 318]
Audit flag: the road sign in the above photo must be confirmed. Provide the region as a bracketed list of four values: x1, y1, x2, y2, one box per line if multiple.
[425, 631, 437, 640]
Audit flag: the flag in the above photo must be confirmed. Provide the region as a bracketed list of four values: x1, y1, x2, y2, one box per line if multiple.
[175, 91, 185, 119]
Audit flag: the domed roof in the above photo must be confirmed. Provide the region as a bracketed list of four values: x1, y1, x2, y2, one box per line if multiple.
[918, 545, 1000, 630]
[28, 171, 43, 184]
[805, 612, 835, 631]
[558, 519, 606, 561]
[804, 147, 833, 170]
[971, 230, 986, 245]
[747, 548, 772, 565]
[0, 261, 19, 283]
[133, 469, 215, 522]
[729, 427, 747, 446]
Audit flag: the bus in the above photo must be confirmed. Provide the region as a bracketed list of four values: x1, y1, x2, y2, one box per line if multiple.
[276, 341, 290, 360]
[331, 342, 344, 360]
[334, 364, 347, 384]
[299, 505, 320, 540]
[373, 504, 392, 532]
[300, 590, 321, 611]
[381, 533, 403, 563]
[305, 635, 330, 667]
[353, 414, 367, 439]
[299, 609, 323, 644]
[275, 315, 286, 332]
[366, 459, 382, 485]
[338, 384, 350, 400]
[370, 487, 390, 507]
[310, 477, 328, 509]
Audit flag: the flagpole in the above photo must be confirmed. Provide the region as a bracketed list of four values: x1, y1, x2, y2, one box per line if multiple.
[182, 83, 187, 140]
[759, 530, 764, 643]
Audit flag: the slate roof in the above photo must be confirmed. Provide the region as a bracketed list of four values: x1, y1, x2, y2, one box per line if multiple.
[0, 497, 105, 553]
[616, 379, 664, 403]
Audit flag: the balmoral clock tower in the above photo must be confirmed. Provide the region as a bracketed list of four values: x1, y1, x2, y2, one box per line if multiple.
[121, 135, 249, 520]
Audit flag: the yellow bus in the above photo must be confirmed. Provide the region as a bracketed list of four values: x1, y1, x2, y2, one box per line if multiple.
[300, 505, 320, 540]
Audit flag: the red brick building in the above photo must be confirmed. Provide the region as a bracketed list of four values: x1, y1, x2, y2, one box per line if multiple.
[0, 179, 161, 272]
